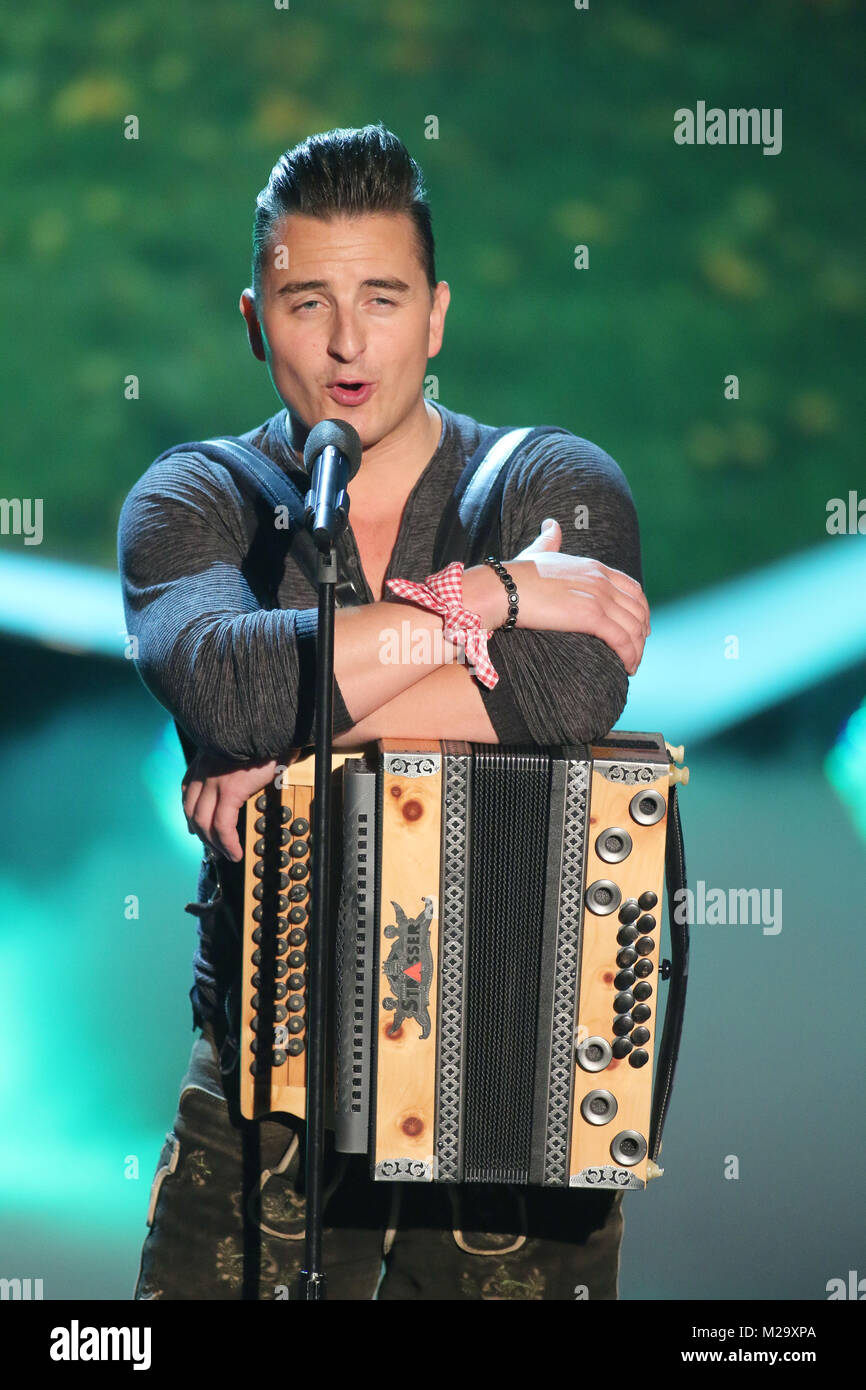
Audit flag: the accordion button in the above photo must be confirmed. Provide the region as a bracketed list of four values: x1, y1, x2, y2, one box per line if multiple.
[617, 925, 638, 946]
[289, 864, 309, 881]
[274, 1006, 287, 1022]
[634, 959, 654, 978]
[274, 939, 288, 957]
[632, 1027, 651, 1046]
[616, 948, 638, 968]
[581, 1090, 618, 1126]
[612, 1037, 633, 1059]
[288, 1017, 304, 1034]
[251, 949, 262, 966]
[614, 969, 636, 990]
[287, 973, 305, 991]
[288, 885, 307, 902]
[613, 992, 634, 1015]
[618, 899, 641, 925]
[274, 961, 288, 978]
[280, 807, 292, 825]
[632, 1004, 651, 1024]
[251, 928, 264, 945]
[288, 950, 305, 968]
[635, 936, 655, 956]
[634, 981, 653, 1001]
[287, 1039, 305, 1056]
[638, 890, 658, 911]
[255, 816, 267, 834]
[289, 840, 309, 858]
[255, 794, 268, 813]
[612, 1014, 634, 1037]
[288, 929, 306, 947]
[629, 1049, 649, 1068]
[288, 907, 307, 925]
[576, 1036, 612, 1072]
[636, 913, 656, 932]
[585, 880, 622, 916]
[596, 828, 633, 863]
[274, 983, 287, 1000]
[287, 994, 305, 1012]
[610, 1130, 647, 1165]
[254, 838, 267, 857]
[272, 1050, 287, 1067]
[290, 818, 310, 836]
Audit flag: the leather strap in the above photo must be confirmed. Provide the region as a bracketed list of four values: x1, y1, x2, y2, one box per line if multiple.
[154, 435, 363, 608]
[433, 425, 562, 570]
[649, 783, 690, 1161]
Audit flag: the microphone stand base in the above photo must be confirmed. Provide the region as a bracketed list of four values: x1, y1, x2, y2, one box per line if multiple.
[295, 1270, 328, 1301]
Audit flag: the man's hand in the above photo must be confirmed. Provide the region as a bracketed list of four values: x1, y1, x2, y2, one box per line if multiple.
[464, 519, 650, 676]
[182, 752, 293, 862]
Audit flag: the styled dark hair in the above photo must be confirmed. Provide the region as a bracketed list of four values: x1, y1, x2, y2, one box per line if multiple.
[252, 123, 436, 298]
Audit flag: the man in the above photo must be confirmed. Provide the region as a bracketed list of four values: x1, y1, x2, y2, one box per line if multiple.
[119, 123, 649, 1301]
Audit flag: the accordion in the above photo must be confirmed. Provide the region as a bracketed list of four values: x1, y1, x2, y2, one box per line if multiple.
[240, 732, 689, 1191]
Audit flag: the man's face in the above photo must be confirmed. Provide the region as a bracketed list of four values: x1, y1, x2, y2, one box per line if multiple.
[241, 210, 449, 450]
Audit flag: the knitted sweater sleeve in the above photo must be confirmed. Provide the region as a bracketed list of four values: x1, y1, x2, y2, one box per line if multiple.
[117, 451, 354, 762]
[475, 431, 643, 745]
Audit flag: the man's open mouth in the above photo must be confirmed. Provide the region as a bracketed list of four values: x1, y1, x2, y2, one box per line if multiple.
[326, 380, 375, 405]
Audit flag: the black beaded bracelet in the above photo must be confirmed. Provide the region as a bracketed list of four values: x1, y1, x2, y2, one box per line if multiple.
[483, 556, 519, 631]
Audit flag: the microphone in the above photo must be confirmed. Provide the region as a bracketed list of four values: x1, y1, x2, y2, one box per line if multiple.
[302, 419, 363, 552]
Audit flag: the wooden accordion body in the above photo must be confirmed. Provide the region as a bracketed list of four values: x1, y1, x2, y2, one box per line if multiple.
[241, 733, 688, 1190]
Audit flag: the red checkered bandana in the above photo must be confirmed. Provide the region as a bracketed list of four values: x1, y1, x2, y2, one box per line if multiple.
[385, 561, 499, 689]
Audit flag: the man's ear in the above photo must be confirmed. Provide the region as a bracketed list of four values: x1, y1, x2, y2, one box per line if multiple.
[239, 288, 267, 362]
[427, 280, 450, 360]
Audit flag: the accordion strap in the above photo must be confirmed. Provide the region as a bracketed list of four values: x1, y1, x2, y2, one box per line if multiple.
[649, 783, 690, 1161]
[432, 424, 563, 570]
[154, 434, 364, 609]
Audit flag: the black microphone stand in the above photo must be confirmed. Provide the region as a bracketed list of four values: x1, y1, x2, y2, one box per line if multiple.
[296, 541, 338, 1300]
[296, 440, 355, 1300]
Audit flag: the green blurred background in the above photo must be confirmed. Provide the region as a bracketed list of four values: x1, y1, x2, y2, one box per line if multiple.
[1, 0, 864, 1302]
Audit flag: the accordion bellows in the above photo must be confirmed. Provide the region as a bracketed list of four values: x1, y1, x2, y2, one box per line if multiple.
[241, 733, 688, 1191]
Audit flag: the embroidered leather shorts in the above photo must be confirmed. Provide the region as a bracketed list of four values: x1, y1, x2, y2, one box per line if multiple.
[134, 1027, 624, 1301]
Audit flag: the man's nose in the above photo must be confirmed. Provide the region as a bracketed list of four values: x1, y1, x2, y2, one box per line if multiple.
[328, 307, 364, 362]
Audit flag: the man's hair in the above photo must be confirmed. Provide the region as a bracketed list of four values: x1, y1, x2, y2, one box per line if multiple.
[252, 123, 436, 299]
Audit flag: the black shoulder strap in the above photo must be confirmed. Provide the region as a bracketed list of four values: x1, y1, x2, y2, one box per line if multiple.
[433, 425, 563, 569]
[154, 435, 363, 608]
[649, 783, 690, 1163]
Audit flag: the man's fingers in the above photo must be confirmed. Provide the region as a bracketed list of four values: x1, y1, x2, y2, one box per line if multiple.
[520, 519, 562, 554]
[182, 778, 204, 832]
[597, 576, 650, 636]
[568, 590, 643, 672]
[211, 793, 244, 863]
[189, 781, 219, 853]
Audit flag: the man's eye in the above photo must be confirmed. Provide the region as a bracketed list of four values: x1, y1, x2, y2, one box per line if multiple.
[372, 297, 394, 306]
[294, 300, 321, 312]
